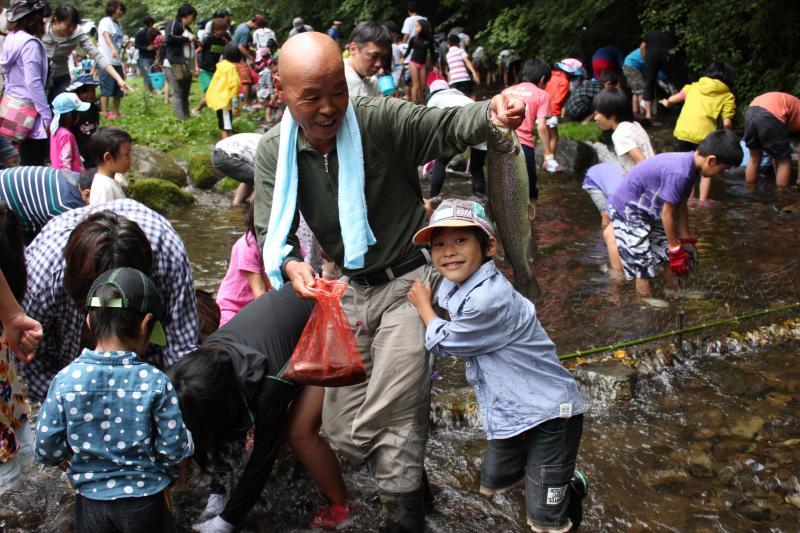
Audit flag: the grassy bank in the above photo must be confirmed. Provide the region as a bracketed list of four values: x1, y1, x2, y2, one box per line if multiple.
[107, 76, 258, 161]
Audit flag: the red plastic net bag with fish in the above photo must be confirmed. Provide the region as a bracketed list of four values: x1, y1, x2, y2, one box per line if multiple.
[281, 279, 366, 386]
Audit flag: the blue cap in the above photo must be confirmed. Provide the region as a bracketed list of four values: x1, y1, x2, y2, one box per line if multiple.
[50, 92, 90, 135]
[65, 74, 100, 92]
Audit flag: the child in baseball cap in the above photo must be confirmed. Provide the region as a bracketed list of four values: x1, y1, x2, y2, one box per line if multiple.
[407, 198, 589, 532]
[35, 267, 192, 533]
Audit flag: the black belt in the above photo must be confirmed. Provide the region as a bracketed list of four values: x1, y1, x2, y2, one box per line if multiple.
[348, 249, 429, 287]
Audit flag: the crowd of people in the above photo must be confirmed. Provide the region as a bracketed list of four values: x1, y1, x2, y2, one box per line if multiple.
[0, 0, 799, 532]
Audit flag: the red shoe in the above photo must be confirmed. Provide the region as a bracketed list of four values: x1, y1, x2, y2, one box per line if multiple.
[310, 503, 350, 530]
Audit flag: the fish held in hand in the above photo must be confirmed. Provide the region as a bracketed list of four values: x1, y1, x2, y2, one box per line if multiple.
[486, 122, 540, 300]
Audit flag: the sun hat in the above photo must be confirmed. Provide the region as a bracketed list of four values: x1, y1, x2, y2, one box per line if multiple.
[428, 79, 449, 93]
[50, 92, 90, 135]
[86, 267, 168, 347]
[6, 0, 50, 22]
[66, 73, 100, 92]
[412, 199, 494, 245]
[556, 58, 584, 74]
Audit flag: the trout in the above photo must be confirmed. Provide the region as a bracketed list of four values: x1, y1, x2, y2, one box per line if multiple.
[486, 122, 540, 300]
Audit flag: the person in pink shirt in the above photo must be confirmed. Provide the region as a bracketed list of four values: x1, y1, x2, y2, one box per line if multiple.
[216, 207, 270, 326]
[502, 59, 553, 215]
[743, 92, 800, 187]
[49, 92, 89, 171]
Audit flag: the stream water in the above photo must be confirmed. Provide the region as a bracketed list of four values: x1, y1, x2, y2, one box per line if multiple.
[3, 148, 800, 531]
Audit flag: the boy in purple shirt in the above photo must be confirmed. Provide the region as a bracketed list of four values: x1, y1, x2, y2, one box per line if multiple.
[607, 130, 742, 295]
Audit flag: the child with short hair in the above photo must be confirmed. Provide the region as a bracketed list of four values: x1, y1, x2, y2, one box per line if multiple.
[406, 199, 588, 533]
[216, 205, 270, 326]
[192, 17, 230, 116]
[607, 129, 743, 295]
[66, 74, 102, 169]
[502, 59, 553, 214]
[206, 43, 242, 139]
[743, 91, 800, 187]
[87, 125, 131, 204]
[661, 63, 736, 201]
[592, 88, 655, 173]
[50, 93, 90, 172]
[35, 267, 193, 532]
[543, 58, 584, 172]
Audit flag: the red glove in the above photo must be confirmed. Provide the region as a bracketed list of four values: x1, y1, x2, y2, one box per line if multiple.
[668, 245, 691, 276]
[680, 237, 698, 269]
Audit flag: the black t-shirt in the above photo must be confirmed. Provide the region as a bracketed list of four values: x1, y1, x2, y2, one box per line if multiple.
[70, 102, 100, 169]
[199, 35, 228, 73]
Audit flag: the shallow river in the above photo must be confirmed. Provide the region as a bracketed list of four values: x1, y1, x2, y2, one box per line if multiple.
[4, 159, 800, 531]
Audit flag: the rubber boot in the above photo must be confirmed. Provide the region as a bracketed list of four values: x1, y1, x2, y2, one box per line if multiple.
[377, 489, 425, 533]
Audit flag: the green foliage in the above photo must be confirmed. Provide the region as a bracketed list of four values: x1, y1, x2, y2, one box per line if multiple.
[214, 177, 241, 193]
[557, 122, 604, 143]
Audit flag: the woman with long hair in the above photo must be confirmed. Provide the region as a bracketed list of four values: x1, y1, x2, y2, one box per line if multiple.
[402, 18, 435, 104]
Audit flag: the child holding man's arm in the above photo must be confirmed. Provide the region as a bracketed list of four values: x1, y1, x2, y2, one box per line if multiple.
[407, 199, 589, 533]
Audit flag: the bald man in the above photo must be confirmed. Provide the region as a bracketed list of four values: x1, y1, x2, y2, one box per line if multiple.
[253, 32, 524, 532]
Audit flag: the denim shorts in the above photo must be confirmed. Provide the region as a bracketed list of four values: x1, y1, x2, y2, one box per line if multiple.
[481, 415, 583, 531]
[99, 65, 125, 97]
[211, 148, 254, 184]
[75, 492, 174, 533]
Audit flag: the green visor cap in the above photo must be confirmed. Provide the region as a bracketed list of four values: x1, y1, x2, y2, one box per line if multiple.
[86, 267, 168, 347]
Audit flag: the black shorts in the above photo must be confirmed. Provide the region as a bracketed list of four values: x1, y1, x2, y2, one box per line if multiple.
[216, 109, 233, 132]
[451, 79, 475, 95]
[675, 140, 698, 152]
[744, 106, 794, 159]
[481, 415, 583, 530]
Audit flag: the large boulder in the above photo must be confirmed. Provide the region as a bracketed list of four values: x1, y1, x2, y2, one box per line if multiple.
[188, 153, 224, 190]
[126, 176, 194, 213]
[130, 145, 187, 186]
[534, 137, 598, 174]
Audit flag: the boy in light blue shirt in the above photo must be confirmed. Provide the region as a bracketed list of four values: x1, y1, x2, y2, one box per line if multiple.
[35, 267, 193, 532]
[407, 199, 588, 532]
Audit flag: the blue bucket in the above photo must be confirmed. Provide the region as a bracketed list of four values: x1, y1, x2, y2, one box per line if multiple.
[377, 74, 395, 95]
[149, 66, 165, 90]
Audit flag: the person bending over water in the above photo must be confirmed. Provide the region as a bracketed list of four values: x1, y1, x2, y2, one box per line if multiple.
[170, 286, 350, 532]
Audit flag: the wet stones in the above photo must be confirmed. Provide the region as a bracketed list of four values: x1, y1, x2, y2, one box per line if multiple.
[647, 469, 691, 486]
[130, 145, 188, 186]
[430, 387, 481, 429]
[725, 416, 765, 440]
[573, 360, 636, 402]
[687, 451, 715, 477]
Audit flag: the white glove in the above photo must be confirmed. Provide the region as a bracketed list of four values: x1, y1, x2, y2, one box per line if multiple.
[192, 515, 234, 533]
[199, 493, 226, 521]
[544, 155, 560, 173]
[546, 116, 559, 128]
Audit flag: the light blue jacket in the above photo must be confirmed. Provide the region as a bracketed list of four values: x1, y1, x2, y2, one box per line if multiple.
[426, 261, 585, 439]
[35, 349, 193, 500]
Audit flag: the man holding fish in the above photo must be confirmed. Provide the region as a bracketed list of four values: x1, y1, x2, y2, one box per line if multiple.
[253, 31, 531, 531]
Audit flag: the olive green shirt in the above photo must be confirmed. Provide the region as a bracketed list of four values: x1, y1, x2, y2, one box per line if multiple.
[254, 96, 491, 276]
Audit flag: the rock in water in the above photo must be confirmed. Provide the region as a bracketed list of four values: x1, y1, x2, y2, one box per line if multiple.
[127, 177, 195, 213]
[130, 145, 188, 186]
[486, 123, 540, 299]
[188, 153, 224, 189]
[534, 138, 598, 174]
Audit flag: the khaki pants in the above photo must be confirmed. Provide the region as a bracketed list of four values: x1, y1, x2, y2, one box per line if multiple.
[322, 263, 439, 494]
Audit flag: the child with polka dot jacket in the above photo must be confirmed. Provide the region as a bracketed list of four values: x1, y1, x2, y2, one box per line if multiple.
[35, 267, 193, 532]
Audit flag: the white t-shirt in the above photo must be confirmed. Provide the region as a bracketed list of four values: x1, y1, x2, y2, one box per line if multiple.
[612, 121, 655, 172]
[344, 60, 381, 98]
[215, 133, 262, 164]
[401, 15, 426, 39]
[90, 173, 125, 204]
[427, 88, 486, 150]
[253, 28, 277, 49]
[97, 16, 122, 66]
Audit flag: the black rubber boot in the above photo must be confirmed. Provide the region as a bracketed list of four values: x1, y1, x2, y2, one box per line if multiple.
[377, 489, 425, 533]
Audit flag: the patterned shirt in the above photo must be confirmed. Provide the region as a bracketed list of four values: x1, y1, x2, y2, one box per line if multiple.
[0, 166, 85, 239]
[21, 199, 198, 401]
[0, 338, 30, 464]
[35, 349, 193, 499]
[565, 79, 604, 121]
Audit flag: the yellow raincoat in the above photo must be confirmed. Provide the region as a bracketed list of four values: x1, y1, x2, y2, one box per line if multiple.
[673, 77, 736, 144]
[206, 60, 241, 111]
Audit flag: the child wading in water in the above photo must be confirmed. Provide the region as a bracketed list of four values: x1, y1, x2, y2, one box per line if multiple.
[50, 92, 90, 172]
[35, 267, 193, 532]
[407, 199, 589, 532]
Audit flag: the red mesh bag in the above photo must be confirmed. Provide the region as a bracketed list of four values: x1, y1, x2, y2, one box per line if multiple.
[281, 279, 366, 387]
